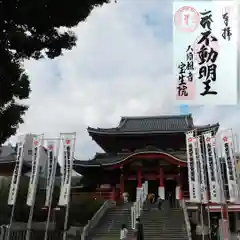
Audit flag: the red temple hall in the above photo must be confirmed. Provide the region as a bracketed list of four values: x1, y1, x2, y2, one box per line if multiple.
[73, 114, 219, 202]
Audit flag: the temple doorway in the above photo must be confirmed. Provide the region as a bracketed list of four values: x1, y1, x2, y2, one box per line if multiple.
[165, 178, 177, 206]
[124, 180, 137, 202]
[148, 180, 159, 196]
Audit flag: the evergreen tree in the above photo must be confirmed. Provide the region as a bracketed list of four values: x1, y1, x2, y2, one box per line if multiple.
[0, 0, 110, 145]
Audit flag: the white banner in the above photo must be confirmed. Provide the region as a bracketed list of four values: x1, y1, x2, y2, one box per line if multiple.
[26, 134, 43, 206]
[45, 140, 58, 207]
[212, 136, 226, 203]
[203, 132, 221, 203]
[196, 136, 208, 204]
[60, 145, 65, 195]
[222, 133, 238, 203]
[8, 136, 26, 205]
[58, 133, 76, 206]
[186, 131, 201, 202]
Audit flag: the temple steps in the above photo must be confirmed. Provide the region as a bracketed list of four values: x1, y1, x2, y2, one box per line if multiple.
[141, 206, 188, 240]
[87, 203, 134, 240]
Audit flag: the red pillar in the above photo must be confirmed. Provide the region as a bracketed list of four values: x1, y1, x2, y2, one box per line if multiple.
[111, 187, 116, 201]
[159, 168, 164, 187]
[176, 169, 183, 200]
[159, 167, 165, 199]
[120, 168, 124, 199]
[137, 166, 142, 187]
[223, 205, 228, 219]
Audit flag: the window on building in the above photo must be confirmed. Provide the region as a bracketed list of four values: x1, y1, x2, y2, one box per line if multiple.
[28, 150, 32, 155]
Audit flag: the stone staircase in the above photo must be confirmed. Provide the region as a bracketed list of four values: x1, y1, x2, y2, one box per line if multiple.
[141, 205, 189, 240]
[87, 203, 134, 240]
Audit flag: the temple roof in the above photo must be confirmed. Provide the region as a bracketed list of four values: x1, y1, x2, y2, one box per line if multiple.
[73, 147, 187, 169]
[87, 114, 219, 134]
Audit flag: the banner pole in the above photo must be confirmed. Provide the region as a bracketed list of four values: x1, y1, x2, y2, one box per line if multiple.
[206, 205, 211, 240]
[44, 139, 60, 240]
[216, 130, 230, 239]
[26, 203, 35, 240]
[194, 131, 204, 240]
[6, 205, 15, 240]
[6, 137, 25, 240]
[63, 134, 76, 240]
[202, 135, 212, 240]
[202, 132, 213, 240]
[214, 132, 225, 240]
[26, 134, 44, 240]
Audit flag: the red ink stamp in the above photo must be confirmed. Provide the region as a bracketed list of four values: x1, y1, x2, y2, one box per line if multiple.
[174, 6, 200, 32]
[176, 81, 196, 100]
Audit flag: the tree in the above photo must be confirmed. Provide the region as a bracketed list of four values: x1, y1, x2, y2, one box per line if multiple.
[0, 0, 110, 145]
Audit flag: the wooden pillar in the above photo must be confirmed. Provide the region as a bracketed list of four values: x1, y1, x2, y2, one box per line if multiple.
[111, 187, 116, 201]
[158, 167, 165, 199]
[159, 168, 164, 187]
[120, 167, 124, 199]
[176, 168, 183, 200]
[137, 166, 142, 188]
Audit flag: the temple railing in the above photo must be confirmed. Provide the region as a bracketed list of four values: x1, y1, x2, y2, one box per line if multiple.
[179, 199, 192, 240]
[72, 191, 112, 200]
[81, 200, 115, 240]
[131, 181, 148, 229]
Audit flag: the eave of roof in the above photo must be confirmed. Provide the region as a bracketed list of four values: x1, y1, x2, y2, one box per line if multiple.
[73, 148, 187, 168]
[0, 161, 32, 168]
[87, 123, 219, 135]
[0, 153, 16, 162]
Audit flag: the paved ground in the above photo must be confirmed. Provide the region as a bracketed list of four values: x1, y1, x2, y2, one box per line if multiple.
[230, 233, 237, 239]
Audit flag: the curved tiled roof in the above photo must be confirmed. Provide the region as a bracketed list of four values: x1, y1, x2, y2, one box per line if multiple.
[73, 147, 187, 168]
[87, 114, 219, 134]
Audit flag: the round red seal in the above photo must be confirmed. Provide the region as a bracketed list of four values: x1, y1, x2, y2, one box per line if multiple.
[174, 6, 200, 32]
[223, 136, 228, 142]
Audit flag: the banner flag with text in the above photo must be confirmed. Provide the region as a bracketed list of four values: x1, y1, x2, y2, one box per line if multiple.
[26, 134, 44, 206]
[186, 131, 201, 202]
[58, 133, 76, 206]
[203, 132, 221, 203]
[196, 136, 208, 204]
[8, 136, 26, 205]
[45, 139, 59, 207]
[221, 132, 239, 203]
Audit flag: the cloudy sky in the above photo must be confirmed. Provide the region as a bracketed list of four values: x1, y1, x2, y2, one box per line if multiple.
[8, 0, 240, 159]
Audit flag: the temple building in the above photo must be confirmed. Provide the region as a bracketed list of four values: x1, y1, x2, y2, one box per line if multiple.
[1, 114, 240, 232]
[73, 114, 219, 202]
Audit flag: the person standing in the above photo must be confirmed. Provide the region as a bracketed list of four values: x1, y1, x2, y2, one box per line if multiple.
[0, 225, 7, 240]
[135, 218, 144, 240]
[157, 196, 164, 211]
[120, 224, 128, 240]
[147, 193, 152, 203]
[152, 193, 155, 204]
[123, 192, 129, 203]
[147, 193, 153, 210]
[237, 230, 240, 240]
[168, 192, 172, 207]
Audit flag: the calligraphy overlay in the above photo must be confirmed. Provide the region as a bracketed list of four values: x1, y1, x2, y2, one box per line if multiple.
[173, 1, 238, 105]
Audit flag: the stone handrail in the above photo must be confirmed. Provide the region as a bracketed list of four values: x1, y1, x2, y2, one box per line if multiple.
[179, 199, 192, 240]
[81, 200, 115, 240]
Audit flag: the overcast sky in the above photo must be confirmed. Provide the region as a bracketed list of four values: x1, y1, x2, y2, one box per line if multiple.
[8, 0, 240, 159]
